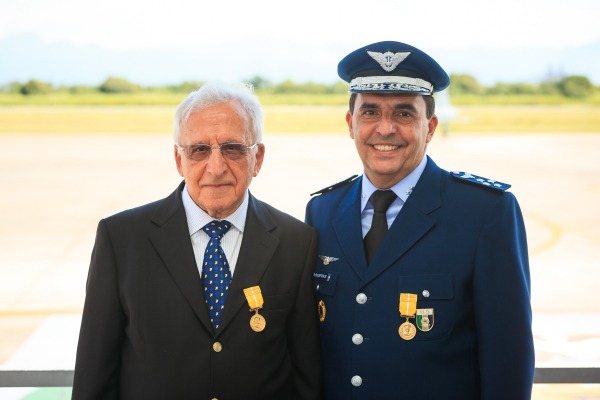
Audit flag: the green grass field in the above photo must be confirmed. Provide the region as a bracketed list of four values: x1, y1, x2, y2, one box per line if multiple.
[2, 92, 600, 106]
[1, 104, 599, 135]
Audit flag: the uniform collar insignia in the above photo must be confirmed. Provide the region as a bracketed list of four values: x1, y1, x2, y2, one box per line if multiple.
[367, 50, 411, 72]
[318, 255, 339, 266]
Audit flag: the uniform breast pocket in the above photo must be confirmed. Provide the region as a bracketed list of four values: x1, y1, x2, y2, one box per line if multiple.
[313, 269, 338, 333]
[398, 273, 454, 340]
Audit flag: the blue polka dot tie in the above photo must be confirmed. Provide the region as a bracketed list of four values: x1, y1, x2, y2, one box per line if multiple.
[201, 220, 232, 331]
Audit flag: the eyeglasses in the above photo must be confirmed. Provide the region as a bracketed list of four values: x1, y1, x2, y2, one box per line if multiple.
[177, 142, 258, 161]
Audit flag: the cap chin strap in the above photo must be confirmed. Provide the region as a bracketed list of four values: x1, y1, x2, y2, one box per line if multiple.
[349, 76, 434, 94]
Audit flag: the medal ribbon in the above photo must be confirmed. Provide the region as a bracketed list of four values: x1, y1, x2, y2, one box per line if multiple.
[399, 293, 417, 317]
[243, 286, 264, 310]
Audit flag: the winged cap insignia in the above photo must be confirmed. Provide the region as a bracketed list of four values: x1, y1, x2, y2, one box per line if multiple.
[367, 50, 411, 72]
[318, 255, 339, 266]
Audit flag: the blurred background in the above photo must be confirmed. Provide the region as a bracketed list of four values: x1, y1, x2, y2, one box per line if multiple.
[1, 0, 599, 398]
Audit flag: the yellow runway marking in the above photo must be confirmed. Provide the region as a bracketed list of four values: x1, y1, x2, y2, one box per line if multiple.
[527, 212, 564, 255]
[527, 212, 600, 255]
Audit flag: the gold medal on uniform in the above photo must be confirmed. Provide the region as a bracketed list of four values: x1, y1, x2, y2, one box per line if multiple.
[398, 293, 418, 340]
[318, 300, 326, 322]
[416, 308, 434, 332]
[243, 286, 266, 332]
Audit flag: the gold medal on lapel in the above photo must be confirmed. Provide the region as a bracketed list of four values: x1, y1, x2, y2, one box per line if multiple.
[416, 308, 434, 332]
[398, 293, 418, 340]
[399, 321, 417, 340]
[243, 286, 266, 332]
[318, 300, 326, 322]
[250, 312, 266, 332]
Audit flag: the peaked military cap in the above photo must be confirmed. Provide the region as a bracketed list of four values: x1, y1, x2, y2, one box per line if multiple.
[338, 40, 450, 94]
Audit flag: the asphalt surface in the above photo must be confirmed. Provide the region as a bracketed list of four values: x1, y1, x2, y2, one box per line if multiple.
[1, 132, 599, 398]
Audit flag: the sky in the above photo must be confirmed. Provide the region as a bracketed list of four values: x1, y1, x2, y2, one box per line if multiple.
[1, 0, 600, 85]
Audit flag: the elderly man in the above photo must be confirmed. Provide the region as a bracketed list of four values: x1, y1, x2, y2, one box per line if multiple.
[306, 41, 535, 399]
[73, 82, 323, 399]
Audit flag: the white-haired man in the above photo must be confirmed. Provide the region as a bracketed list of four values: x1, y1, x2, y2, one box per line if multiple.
[73, 82, 323, 399]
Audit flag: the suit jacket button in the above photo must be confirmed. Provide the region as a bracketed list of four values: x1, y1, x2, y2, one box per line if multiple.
[351, 375, 363, 387]
[213, 342, 222, 352]
[356, 293, 367, 304]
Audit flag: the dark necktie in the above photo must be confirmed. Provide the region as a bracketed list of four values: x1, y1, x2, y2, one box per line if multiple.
[364, 190, 397, 264]
[201, 220, 232, 330]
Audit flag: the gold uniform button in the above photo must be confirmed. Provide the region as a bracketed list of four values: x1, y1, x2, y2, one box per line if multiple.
[212, 342, 222, 352]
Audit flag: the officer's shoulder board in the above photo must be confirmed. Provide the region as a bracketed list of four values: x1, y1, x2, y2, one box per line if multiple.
[450, 171, 511, 191]
[310, 175, 360, 196]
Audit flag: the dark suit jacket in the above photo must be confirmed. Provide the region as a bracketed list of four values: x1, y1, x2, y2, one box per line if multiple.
[305, 157, 534, 400]
[72, 183, 323, 400]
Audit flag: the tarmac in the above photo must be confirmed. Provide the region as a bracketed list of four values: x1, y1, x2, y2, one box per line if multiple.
[0, 132, 599, 398]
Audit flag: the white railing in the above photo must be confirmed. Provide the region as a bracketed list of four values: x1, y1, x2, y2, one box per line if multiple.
[0, 368, 599, 387]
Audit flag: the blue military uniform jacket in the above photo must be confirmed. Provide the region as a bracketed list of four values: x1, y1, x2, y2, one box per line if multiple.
[305, 157, 534, 400]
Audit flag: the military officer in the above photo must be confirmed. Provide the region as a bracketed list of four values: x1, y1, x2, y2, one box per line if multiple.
[305, 41, 535, 400]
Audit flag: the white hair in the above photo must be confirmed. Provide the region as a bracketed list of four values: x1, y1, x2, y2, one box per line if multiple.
[173, 82, 264, 144]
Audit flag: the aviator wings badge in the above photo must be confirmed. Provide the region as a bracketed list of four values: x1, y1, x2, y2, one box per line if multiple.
[318, 255, 339, 266]
[367, 50, 411, 72]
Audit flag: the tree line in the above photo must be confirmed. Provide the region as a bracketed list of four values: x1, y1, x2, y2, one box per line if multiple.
[1, 74, 597, 98]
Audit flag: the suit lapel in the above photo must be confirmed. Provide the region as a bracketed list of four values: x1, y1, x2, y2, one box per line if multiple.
[216, 194, 279, 336]
[332, 178, 369, 280]
[363, 158, 443, 284]
[148, 182, 214, 334]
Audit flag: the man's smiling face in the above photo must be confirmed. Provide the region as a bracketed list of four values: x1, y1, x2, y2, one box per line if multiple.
[346, 93, 438, 189]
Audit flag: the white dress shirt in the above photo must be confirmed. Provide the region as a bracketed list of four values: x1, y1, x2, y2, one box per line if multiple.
[360, 156, 428, 238]
[181, 184, 249, 276]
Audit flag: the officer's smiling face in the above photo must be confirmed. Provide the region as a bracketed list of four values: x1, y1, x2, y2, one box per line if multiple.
[346, 93, 438, 189]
